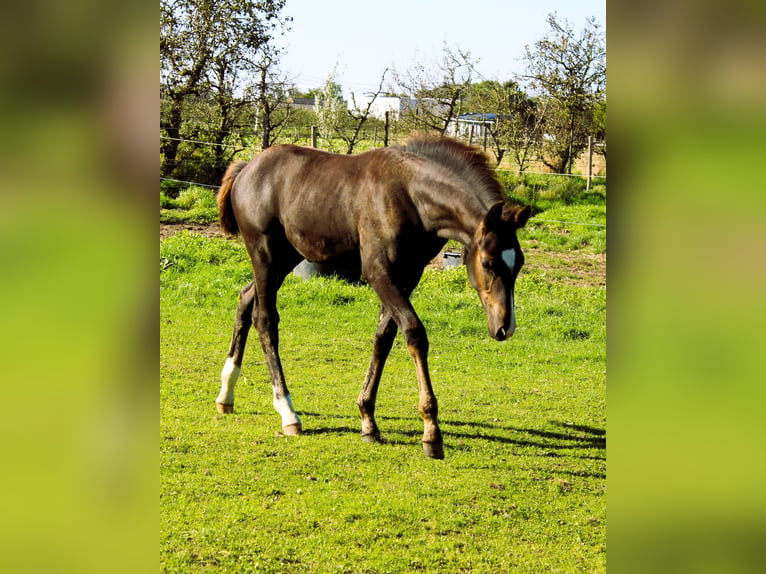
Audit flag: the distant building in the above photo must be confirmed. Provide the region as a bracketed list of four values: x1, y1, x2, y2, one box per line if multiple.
[447, 113, 506, 143]
[287, 97, 316, 111]
[348, 95, 418, 120]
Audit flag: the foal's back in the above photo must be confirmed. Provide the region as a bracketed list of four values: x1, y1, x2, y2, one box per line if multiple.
[230, 145, 418, 262]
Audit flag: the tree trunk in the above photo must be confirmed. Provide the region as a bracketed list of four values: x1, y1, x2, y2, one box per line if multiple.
[261, 111, 270, 150]
[161, 98, 183, 179]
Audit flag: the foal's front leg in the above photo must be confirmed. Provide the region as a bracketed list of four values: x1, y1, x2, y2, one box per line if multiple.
[367, 276, 444, 459]
[404, 317, 444, 460]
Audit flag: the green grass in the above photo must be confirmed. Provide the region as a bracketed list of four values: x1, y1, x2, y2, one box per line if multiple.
[161, 186, 218, 224]
[525, 204, 607, 252]
[161, 229, 606, 572]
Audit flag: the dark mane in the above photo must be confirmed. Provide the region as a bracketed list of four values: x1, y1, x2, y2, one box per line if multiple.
[402, 135, 504, 203]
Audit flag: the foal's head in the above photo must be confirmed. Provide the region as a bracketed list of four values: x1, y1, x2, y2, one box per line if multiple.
[465, 202, 531, 341]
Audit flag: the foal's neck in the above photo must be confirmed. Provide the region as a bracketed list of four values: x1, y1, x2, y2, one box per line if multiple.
[409, 161, 500, 246]
[432, 196, 492, 246]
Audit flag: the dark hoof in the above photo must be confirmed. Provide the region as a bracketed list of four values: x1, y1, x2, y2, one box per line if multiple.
[216, 402, 234, 414]
[282, 423, 302, 436]
[422, 442, 445, 459]
[361, 433, 383, 444]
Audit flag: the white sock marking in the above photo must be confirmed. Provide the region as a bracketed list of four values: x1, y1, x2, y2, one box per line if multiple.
[216, 357, 240, 405]
[273, 393, 301, 427]
[502, 249, 519, 336]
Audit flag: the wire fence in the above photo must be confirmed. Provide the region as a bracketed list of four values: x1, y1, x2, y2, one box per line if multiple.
[160, 177, 219, 189]
[161, 134, 606, 176]
[160, 136, 243, 149]
[528, 218, 606, 228]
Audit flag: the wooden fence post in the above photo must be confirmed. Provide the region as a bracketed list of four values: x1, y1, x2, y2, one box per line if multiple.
[311, 125, 318, 148]
[586, 136, 593, 191]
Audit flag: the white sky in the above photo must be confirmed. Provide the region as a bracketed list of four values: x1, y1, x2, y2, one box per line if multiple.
[277, 0, 605, 98]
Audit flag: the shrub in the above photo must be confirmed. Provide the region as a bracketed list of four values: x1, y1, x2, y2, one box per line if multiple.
[545, 176, 586, 204]
[174, 186, 216, 210]
[160, 179, 184, 198]
[160, 191, 175, 209]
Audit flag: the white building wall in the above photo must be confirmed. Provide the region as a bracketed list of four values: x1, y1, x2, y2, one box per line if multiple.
[348, 95, 417, 119]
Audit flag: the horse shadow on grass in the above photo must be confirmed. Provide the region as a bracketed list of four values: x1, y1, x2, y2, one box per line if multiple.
[297, 411, 605, 471]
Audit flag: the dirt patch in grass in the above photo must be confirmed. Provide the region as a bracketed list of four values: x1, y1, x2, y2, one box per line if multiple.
[160, 222, 226, 240]
[160, 223, 606, 288]
[523, 246, 606, 288]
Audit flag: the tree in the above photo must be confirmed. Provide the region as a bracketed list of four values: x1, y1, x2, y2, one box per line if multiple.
[395, 43, 476, 135]
[498, 83, 548, 174]
[160, 0, 289, 183]
[522, 14, 605, 173]
[457, 80, 546, 172]
[251, 45, 296, 150]
[592, 98, 606, 160]
[338, 69, 390, 154]
[315, 70, 346, 150]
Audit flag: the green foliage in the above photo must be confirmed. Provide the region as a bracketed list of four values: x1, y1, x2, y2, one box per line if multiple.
[160, 178, 186, 198]
[160, 226, 606, 572]
[161, 0, 287, 184]
[547, 175, 586, 204]
[523, 15, 605, 173]
[174, 186, 217, 210]
[160, 191, 174, 209]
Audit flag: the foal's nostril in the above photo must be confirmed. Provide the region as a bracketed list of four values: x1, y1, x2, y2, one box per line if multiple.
[496, 327, 507, 340]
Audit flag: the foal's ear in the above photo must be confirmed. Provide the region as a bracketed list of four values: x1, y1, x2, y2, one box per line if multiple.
[481, 202, 506, 233]
[499, 203, 531, 228]
[513, 205, 531, 228]
[483, 202, 531, 233]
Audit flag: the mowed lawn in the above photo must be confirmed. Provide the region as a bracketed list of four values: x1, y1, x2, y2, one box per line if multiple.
[160, 226, 606, 573]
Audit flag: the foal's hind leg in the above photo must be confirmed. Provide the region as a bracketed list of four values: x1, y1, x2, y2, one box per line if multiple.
[216, 281, 255, 413]
[357, 307, 398, 443]
[249, 239, 303, 436]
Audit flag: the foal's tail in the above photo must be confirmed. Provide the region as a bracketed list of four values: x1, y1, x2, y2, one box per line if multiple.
[217, 160, 248, 236]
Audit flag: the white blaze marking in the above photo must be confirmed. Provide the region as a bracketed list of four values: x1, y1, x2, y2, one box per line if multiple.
[501, 248, 516, 272]
[501, 249, 518, 337]
[216, 356, 240, 405]
[273, 393, 301, 427]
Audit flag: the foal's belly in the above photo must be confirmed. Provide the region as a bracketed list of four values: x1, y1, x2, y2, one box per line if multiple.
[286, 226, 360, 265]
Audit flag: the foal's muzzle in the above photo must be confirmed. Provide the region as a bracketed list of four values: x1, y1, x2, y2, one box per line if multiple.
[488, 295, 517, 341]
[492, 321, 515, 342]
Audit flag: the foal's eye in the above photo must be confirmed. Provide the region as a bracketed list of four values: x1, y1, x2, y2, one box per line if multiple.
[481, 259, 492, 270]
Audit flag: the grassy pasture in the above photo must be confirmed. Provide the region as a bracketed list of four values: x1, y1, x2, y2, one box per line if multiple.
[160, 217, 606, 572]
[161, 186, 219, 225]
